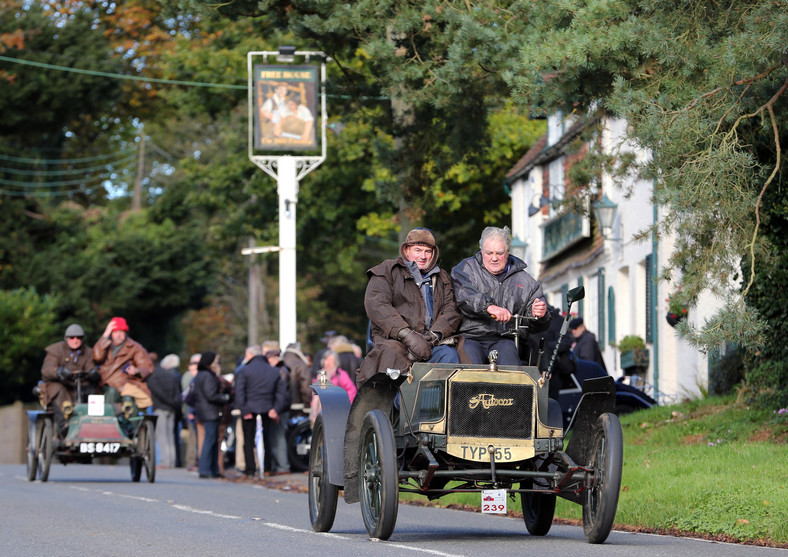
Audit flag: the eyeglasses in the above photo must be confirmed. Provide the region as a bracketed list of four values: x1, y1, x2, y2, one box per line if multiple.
[66, 336, 83, 340]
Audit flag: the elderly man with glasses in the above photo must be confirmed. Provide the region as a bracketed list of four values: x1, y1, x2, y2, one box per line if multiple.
[39, 323, 99, 437]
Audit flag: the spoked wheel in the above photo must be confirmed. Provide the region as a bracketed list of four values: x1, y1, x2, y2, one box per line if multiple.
[582, 412, 623, 544]
[287, 419, 312, 473]
[308, 416, 338, 532]
[358, 409, 398, 540]
[37, 417, 54, 482]
[521, 478, 556, 536]
[139, 420, 156, 483]
[26, 420, 42, 482]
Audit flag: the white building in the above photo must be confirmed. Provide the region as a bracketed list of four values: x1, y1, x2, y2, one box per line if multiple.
[506, 114, 722, 403]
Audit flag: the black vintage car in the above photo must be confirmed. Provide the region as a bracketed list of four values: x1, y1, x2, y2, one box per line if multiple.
[307, 286, 623, 543]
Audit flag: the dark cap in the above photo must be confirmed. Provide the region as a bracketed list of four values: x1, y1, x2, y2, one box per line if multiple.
[568, 317, 584, 330]
[198, 351, 216, 371]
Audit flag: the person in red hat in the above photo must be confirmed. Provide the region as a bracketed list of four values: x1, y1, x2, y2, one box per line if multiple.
[93, 317, 154, 428]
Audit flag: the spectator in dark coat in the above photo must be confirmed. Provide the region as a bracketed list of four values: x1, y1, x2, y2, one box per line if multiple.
[193, 351, 229, 478]
[147, 354, 182, 468]
[569, 317, 608, 372]
[235, 346, 290, 477]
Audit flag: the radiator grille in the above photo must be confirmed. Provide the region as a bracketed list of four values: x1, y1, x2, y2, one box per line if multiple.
[448, 382, 533, 439]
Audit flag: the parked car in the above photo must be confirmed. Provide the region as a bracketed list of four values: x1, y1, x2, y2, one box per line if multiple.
[559, 357, 656, 428]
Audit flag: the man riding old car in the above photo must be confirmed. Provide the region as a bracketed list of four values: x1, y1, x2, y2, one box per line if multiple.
[39, 323, 99, 436]
[356, 227, 466, 386]
[451, 225, 550, 365]
[92, 317, 154, 429]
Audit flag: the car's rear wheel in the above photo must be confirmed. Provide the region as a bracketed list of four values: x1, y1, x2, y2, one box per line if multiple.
[287, 418, 312, 473]
[308, 416, 338, 532]
[521, 478, 556, 536]
[38, 417, 54, 482]
[139, 420, 156, 483]
[582, 412, 623, 543]
[358, 409, 398, 540]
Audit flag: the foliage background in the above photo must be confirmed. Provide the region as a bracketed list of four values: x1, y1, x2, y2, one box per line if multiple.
[1, 1, 786, 408]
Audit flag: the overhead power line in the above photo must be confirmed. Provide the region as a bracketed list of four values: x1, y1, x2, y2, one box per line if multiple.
[0, 149, 134, 164]
[0, 54, 247, 90]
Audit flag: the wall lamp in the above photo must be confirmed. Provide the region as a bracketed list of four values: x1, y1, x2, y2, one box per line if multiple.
[593, 193, 621, 241]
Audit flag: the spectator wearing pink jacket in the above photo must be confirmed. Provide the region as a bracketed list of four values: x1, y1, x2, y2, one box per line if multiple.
[310, 349, 357, 425]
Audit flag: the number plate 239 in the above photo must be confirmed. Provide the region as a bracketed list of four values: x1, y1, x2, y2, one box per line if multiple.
[481, 489, 507, 514]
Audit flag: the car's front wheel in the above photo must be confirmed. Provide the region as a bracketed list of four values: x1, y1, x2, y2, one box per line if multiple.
[358, 409, 398, 540]
[37, 416, 54, 482]
[308, 415, 338, 532]
[582, 412, 623, 543]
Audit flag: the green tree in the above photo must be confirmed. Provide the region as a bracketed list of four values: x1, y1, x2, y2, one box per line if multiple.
[0, 287, 59, 404]
[507, 0, 786, 354]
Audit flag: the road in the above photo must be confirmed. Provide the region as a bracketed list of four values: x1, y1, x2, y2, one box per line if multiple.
[0, 464, 784, 556]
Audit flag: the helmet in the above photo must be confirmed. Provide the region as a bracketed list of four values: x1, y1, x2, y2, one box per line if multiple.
[64, 323, 85, 338]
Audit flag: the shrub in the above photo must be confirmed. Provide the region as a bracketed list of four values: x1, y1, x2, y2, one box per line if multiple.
[617, 334, 646, 352]
[744, 360, 788, 409]
[708, 345, 744, 395]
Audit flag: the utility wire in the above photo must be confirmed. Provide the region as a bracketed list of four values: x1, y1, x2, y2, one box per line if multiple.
[0, 149, 134, 164]
[0, 54, 389, 99]
[0, 154, 136, 176]
[0, 54, 247, 90]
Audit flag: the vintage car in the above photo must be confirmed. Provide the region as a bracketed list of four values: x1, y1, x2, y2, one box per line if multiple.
[26, 375, 157, 483]
[307, 286, 623, 543]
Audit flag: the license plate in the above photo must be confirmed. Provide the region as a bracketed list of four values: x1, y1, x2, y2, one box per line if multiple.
[481, 489, 507, 514]
[79, 442, 121, 454]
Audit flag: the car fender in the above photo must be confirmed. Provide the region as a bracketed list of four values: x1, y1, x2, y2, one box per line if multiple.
[564, 376, 616, 476]
[342, 374, 402, 504]
[310, 382, 352, 487]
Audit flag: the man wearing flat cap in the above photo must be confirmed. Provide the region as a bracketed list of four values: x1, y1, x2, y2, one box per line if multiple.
[356, 227, 464, 385]
[39, 323, 98, 436]
[569, 317, 608, 371]
[93, 317, 154, 423]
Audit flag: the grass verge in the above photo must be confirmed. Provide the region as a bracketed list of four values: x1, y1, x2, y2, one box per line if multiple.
[399, 394, 787, 546]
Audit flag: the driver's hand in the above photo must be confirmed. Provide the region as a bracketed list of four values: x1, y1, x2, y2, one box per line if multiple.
[487, 305, 512, 322]
[531, 299, 547, 318]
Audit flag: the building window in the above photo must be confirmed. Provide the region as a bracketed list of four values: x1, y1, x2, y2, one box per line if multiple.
[561, 283, 569, 313]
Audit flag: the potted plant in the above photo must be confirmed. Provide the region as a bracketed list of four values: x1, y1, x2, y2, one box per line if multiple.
[617, 334, 649, 372]
[666, 289, 689, 327]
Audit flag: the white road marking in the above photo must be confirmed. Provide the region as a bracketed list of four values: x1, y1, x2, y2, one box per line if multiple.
[170, 504, 242, 519]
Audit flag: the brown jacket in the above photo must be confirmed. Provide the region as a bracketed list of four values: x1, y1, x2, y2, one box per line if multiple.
[283, 348, 313, 410]
[39, 340, 94, 408]
[356, 257, 462, 385]
[92, 336, 154, 397]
